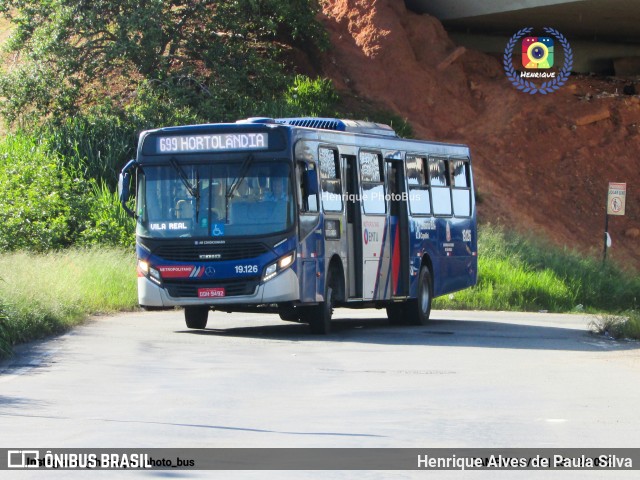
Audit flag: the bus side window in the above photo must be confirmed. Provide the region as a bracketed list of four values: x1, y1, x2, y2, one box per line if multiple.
[360, 151, 386, 214]
[297, 161, 319, 214]
[319, 147, 343, 212]
[429, 157, 452, 216]
[297, 161, 319, 239]
[451, 159, 471, 217]
[407, 155, 430, 215]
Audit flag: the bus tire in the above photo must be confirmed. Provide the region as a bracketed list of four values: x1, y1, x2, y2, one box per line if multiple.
[278, 304, 300, 322]
[386, 303, 406, 325]
[407, 265, 432, 325]
[308, 274, 336, 334]
[185, 306, 209, 329]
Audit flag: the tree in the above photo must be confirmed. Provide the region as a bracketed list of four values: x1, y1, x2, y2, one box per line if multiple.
[0, 0, 327, 124]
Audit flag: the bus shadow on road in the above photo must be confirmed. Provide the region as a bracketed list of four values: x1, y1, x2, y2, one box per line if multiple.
[179, 316, 638, 352]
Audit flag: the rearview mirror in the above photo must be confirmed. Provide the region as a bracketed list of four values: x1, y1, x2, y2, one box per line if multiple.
[118, 159, 138, 218]
[118, 172, 130, 202]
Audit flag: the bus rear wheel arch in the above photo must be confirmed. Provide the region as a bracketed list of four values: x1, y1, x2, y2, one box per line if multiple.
[184, 306, 209, 329]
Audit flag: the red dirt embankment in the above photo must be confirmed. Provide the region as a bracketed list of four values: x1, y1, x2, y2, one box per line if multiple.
[319, 0, 640, 269]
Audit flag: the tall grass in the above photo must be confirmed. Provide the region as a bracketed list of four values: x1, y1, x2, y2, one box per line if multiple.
[0, 248, 137, 358]
[435, 225, 640, 313]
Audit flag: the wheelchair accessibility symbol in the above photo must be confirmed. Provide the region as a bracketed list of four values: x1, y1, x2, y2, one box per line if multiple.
[211, 223, 225, 236]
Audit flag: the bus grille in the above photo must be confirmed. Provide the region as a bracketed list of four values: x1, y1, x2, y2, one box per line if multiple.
[153, 242, 269, 262]
[164, 277, 260, 298]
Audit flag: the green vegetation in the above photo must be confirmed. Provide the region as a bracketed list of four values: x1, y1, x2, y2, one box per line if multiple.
[0, 0, 328, 125]
[0, 133, 136, 251]
[80, 180, 136, 248]
[0, 248, 137, 357]
[435, 225, 640, 313]
[0, 134, 92, 251]
[283, 75, 341, 117]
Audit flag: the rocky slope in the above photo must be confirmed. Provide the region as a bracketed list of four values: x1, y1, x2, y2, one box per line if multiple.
[319, 0, 640, 269]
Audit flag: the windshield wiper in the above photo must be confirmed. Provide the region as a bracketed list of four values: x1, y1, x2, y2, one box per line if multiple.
[169, 157, 200, 220]
[226, 154, 254, 200]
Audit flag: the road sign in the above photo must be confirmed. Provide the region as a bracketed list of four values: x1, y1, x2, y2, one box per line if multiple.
[607, 182, 626, 216]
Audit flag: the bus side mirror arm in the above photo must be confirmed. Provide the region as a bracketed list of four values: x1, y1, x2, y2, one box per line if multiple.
[118, 159, 138, 218]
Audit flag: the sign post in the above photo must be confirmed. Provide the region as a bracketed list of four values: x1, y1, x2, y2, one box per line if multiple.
[603, 182, 627, 264]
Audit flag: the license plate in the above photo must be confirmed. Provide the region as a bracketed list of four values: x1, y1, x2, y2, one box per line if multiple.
[198, 287, 225, 298]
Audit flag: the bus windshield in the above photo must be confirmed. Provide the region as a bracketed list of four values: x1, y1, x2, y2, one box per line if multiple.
[136, 161, 293, 238]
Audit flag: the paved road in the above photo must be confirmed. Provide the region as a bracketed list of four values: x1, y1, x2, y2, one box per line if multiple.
[1, 309, 639, 478]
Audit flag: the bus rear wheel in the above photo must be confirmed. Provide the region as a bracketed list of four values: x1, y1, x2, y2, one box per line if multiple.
[406, 265, 432, 325]
[184, 306, 209, 329]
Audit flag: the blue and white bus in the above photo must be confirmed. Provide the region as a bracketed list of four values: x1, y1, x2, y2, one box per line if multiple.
[119, 117, 477, 333]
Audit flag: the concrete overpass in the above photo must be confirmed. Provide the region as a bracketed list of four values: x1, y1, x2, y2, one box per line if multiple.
[406, 0, 640, 74]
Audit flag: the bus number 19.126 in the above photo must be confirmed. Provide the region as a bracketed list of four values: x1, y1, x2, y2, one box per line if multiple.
[235, 265, 258, 274]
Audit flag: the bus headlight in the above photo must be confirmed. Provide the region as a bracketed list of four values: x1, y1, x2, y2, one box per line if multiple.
[138, 260, 149, 275]
[138, 259, 161, 284]
[263, 251, 295, 282]
[149, 266, 161, 283]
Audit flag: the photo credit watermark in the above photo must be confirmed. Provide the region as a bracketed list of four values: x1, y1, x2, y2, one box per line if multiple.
[2, 448, 639, 470]
[324, 192, 408, 203]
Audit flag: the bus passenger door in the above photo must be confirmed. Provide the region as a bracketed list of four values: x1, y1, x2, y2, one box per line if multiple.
[296, 160, 320, 303]
[343, 155, 362, 299]
[359, 151, 386, 300]
[386, 160, 409, 297]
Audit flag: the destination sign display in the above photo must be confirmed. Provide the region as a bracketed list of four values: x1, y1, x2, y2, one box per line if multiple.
[157, 132, 268, 153]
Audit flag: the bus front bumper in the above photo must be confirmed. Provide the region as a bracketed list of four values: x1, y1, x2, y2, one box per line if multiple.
[138, 269, 299, 307]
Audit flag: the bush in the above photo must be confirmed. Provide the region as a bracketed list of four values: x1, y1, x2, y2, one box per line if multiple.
[80, 180, 136, 248]
[0, 134, 91, 251]
[590, 311, 640, 340]
[39, 106, 135, 186]
[283, 75, 340, 117]
[124, 81, 202, 129]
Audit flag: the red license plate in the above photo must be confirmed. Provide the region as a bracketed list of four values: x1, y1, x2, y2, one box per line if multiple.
[198, 288, 226, 298]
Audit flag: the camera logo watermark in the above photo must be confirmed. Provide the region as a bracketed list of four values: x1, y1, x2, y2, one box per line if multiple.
[504, 27, 573, 94]
[522, 37, 554, 69]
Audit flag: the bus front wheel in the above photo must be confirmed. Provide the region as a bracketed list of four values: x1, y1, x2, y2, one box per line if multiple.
[407, 265, 432, 325]
[278, 304, 300, 322]
[308, 274, 336, 334]
[184, 306, 209, 329]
